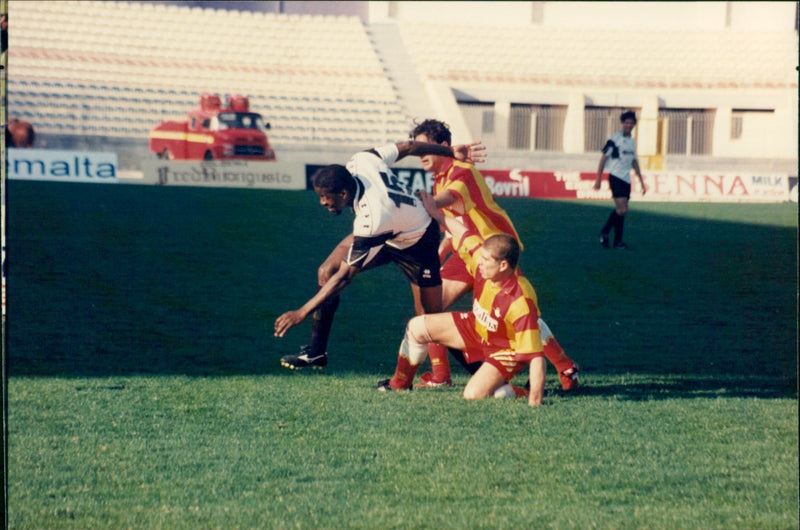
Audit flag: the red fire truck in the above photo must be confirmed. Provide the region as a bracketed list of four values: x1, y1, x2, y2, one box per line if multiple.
[149, 94, 276, 161]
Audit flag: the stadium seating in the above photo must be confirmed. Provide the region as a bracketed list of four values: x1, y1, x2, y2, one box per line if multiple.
[6, 0, 797, 147]
[7, 0, 409, 143]
[397, 22, 797, 90]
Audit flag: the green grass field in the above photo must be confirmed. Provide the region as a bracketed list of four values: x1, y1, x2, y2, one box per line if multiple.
[6, 180, 798, 529]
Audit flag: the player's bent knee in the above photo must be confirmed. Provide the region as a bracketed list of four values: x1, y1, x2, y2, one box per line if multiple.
[463, 386, 489, 400]
[407, 315, 431, 344]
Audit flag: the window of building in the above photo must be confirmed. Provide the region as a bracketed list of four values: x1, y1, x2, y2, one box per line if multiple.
[731, 108, 774, 140]
[658, 108, 715, 155]
[458, 101, 496, 145]
[584, 107, 639, 152]
[509, 103, 566, 151]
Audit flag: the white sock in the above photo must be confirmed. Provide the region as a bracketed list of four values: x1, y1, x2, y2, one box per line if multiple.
[493, 384, 514, 398]
[400, 332, 428, 365]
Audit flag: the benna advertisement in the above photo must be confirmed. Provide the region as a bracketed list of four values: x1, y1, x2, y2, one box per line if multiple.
[7, 148, 119, 182]
[481, 170, 794, 202]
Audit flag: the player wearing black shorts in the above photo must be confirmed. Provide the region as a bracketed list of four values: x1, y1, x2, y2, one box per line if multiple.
[593, 111, 646, 249]
[274, 140, 485, 371]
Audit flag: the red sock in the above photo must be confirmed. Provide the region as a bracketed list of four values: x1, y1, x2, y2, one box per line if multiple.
[511, 385, 529, 398]
[389, 354, 419, 390]
[542, 337, 574, 374]
[543, 337, 579, 390]
[428, 343, 451, 382]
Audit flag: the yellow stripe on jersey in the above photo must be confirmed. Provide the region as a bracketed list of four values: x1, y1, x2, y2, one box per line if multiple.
[454, 232, 483, 277]
[437, 162, 524, 251]
[507, 295, 543, 355]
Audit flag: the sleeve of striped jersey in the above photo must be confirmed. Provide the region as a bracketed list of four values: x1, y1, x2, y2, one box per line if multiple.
[452, 229, 483, 278]
[440, 166, 481, 213]
[507, 296, 543, 359]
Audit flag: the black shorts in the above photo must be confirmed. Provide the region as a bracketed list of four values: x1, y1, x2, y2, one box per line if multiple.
[609, 174, 631, 199]
[358, 220, 442, 287]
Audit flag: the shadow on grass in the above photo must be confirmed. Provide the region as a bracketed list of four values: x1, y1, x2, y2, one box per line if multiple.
[6, 181, 798, 402]
[551, 375, 797, 401]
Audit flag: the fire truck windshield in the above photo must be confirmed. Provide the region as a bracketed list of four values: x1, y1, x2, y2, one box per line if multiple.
[215, 112, 266, 131]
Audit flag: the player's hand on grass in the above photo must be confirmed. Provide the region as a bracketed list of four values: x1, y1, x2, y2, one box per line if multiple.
[453, 142, 486, 164]
[274, 310, 305, 337]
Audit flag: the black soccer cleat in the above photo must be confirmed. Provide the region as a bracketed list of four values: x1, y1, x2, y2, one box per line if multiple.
[613, 242, 630, 250]
[600, 234, 610, 249]
[280, 345, 328, 370]
[374, 379, 412, 392]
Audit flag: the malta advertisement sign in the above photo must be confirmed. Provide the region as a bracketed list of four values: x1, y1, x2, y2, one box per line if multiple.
[7, 148, 119, 183]
[481, 170, 793, 202]
[140, 159, 305, 190]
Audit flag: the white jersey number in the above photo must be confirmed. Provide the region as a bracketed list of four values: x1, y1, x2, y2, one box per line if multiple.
[379, 171, 417, 209]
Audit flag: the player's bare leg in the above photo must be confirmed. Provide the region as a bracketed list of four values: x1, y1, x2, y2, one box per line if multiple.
[380, 312, 462, 391]
[612, 197, 629, 249]
[420, 279, 472, 387]
[462, 363, 507, 400]
[280, 236, 352, 370]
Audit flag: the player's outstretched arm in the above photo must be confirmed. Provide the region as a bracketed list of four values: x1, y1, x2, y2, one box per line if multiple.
[418, 190, 468, 243]
[451, 142, 486, 164]
[395, 140, 486, 165]
[274, 261, 358, 337]
[528, 356, 546, 407]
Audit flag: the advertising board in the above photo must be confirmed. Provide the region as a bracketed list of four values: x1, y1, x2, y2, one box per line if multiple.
[140, 159, 305, 190]
[7, 148, 119, 183]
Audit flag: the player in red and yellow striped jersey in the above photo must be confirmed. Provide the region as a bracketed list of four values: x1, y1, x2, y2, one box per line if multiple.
[410, 119, 578, 391]
[377, 191, 546, 405]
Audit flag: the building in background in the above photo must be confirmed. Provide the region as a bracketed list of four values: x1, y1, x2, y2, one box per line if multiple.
[5, 1, 797, 174]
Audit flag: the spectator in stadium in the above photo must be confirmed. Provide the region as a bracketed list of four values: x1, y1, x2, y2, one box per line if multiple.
[410, 118, 578, 392]
[593, 110, 646, 250]
[1, 13, 8, 57]
[6, 117, 35, 148]
[378, 189, 546, 405]
[274, 139, 486, 377]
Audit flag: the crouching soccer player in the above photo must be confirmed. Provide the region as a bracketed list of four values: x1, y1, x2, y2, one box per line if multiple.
[377, 190, 548, 406]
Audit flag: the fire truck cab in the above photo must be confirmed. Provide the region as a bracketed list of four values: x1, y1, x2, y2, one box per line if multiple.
[149, 93, 276, 161]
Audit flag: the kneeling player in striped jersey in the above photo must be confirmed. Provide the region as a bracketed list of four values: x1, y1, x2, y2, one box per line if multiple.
[409, 119, 578, 391]
[377, 190, 551, 405]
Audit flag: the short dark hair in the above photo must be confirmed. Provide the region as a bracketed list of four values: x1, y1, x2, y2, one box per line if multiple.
[409, 119, 452, 145]
[311, 164, 355, 195]
[620, 111, 637, 124]
[483, 234, 520, 269]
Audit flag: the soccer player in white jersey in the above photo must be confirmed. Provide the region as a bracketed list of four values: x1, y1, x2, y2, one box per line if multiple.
[274, 140, 485, 374]
[593, 110, 646, 250]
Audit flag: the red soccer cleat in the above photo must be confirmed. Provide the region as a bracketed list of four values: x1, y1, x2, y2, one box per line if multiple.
[417, 371, 453, 388]
[560, 366, 579, 391]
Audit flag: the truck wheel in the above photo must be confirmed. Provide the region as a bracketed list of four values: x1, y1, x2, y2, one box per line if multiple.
[203, 151, 214, 161]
